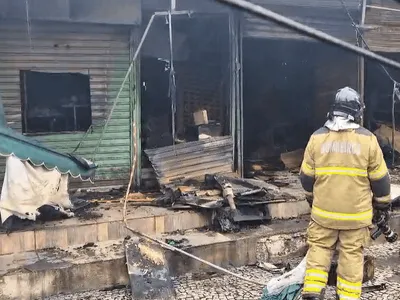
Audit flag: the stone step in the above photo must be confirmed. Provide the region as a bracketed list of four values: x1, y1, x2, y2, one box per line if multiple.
[2, 212, 399, 300]
[0, 204, 210, 256]
[0, 199, 310, 256]
[0, 218, 310, 300]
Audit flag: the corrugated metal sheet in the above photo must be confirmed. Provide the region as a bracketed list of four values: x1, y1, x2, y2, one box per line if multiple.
[364, 0, 400, 52]
[0, 20, 133, 188]
[243, 0, 361, 41]
[145, 136, 233, 187]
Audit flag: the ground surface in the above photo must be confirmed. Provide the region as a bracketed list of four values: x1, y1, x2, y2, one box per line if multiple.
[45, 241, 400, 300]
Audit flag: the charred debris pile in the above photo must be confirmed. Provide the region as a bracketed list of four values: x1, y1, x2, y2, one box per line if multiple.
[141, 120, 400, 233]
[144, 136, 305, 233]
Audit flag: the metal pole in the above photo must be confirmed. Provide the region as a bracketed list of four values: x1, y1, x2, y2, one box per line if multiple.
[171, 0, 176, 11]
[359, 0, 367, 125]
[392, 82, 397, 167]
[168, 10, 177, 145]
[367, 5, 400, 13]
[93, 13, 157, 160]
[238, 19, 244, 177]
[93, 10, 192, 160]
[215, 0, 400, 71]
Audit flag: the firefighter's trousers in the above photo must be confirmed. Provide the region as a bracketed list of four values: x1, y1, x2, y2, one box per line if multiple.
[302, 221, 370, 300]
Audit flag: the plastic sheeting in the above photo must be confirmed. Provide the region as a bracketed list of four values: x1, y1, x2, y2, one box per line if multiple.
[263, 257, 306, 298]
[0, 156, 73, 223]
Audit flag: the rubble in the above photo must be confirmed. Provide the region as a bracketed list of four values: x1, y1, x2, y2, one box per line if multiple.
[280, 149, 304, 170]
[147, 172, 305, 233]
[125, 238, 174, 300]
[374, 124, 400, 167]
[374, 124, 400, 154]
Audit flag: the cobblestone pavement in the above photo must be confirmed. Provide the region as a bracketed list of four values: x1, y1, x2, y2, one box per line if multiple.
[46, 241, 400, 300]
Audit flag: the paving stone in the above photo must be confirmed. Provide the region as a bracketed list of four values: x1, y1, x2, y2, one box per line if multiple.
[45, 241, 400, 300]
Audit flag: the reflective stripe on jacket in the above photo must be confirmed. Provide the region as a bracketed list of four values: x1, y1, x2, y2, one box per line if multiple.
[299, 126, 391, 230]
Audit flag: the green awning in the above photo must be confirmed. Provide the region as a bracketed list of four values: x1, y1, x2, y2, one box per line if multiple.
[0, 95, 97, 181]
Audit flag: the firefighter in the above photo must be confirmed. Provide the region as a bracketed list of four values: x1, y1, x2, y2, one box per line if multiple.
[300, 87, 392, 300]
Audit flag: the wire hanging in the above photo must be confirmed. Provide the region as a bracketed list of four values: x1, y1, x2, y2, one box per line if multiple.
[339, 0, 397, 83]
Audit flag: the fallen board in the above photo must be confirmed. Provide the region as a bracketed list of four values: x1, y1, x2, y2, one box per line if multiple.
[125, 237, 175, 300]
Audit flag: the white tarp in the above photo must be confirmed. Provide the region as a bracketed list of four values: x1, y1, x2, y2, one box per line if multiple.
[0, 156, 73, 223]
[265, 257, 306, 296]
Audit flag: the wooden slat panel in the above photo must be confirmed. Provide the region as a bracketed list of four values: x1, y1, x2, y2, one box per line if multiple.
[0, 20, 134, 188]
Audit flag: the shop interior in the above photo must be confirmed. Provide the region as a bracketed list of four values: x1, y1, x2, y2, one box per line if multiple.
[140, 14, 231, 168]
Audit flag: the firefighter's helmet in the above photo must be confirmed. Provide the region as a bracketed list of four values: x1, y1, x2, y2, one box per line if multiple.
[328, 87, 364, 123]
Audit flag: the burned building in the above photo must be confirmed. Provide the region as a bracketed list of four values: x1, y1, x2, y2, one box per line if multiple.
[139, 1, 239, 189]
[0, 0, 379, 191]
[363, 0, 400, 131]
[241, 0, 361, 175]
[0, 0, 142, 189]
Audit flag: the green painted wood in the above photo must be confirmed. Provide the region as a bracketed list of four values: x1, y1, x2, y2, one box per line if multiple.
[0, 20, 135, 186]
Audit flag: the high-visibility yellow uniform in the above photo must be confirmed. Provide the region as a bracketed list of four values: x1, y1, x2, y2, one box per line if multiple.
[300, 126, 391, 300]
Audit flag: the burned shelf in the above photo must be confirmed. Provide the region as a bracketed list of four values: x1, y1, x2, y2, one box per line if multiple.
[145, 136, 233, 188]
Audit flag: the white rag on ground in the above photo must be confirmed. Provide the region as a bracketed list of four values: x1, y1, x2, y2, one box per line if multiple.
[0, 156, 73, 224]
[266, 257, 306, 296]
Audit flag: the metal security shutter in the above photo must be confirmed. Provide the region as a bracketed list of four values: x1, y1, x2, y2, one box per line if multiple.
[0, 20, 133, 188]
[243, 0, 360, 42]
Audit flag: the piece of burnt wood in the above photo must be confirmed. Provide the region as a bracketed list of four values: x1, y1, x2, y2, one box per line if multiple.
[280, 149, 305, 170]
[125, 238, 175, 300]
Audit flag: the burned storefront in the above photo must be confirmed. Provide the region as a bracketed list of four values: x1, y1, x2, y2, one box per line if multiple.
[133, 1, 318, 231]
[0, 1, 142, 228]
[0, 0, 141, 189]
[241, 0, 361, 176]
[139, 1, 239, 190]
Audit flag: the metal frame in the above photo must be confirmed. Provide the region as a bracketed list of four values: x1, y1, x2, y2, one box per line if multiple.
[228, 11, 244, 176]
[216, 0, 400, 70]
[123, 1, 241, 188]
[238, 16, 244, 177]
[229, 13, 237, 174]
[104, 5, 192, 190]
[130, 28, 141, 190]
[358, 0, 367, 116]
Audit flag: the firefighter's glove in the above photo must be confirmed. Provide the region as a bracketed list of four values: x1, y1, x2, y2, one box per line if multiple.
[372, 206, 390, 226]
[372, 198, 391, 213]
[305, 193, 313, 208]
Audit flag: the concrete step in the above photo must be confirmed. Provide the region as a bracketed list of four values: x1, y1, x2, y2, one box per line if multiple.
[0, 204, 210, 256]
[0, 199, 310, 256]
[0, 218, 310, 300]
[3, 212, 399, 300]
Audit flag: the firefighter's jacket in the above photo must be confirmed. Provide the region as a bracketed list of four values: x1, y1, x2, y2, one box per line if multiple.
[300, 127, 391, 230]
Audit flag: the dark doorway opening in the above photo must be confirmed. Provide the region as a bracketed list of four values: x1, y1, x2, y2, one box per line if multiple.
[242, 38, 358, 175]
[242, 38, 316, 172]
